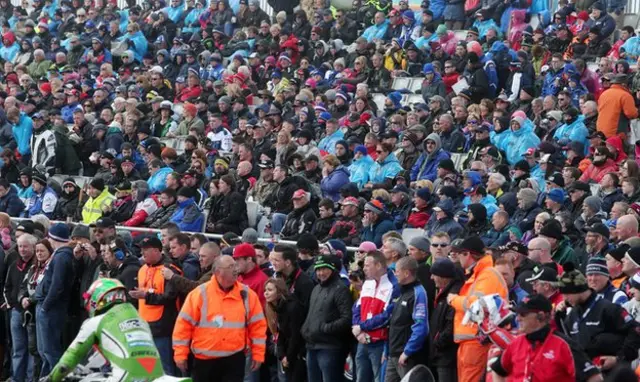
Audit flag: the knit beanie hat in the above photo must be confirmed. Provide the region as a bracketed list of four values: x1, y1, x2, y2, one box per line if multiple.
[583, 196, 602, 212]
[436, 24, 447, 36]
[607, 243, 629, 262]
[364, 200, 385, 215]
[431, 258, 457, 278]
[409, 236, 430, 252]
[625, 246, 640, 268]
[297, 233, 319, 253]
[48, 223, 70, 243]
[242, 228, 259, 244]
[539, 219, 563, 241]
[630, 272, 640, 290]
[354, 145, 367, 156]
[586, 256, 609, 277]
[557, 263, 589, 294]
[314, 254, 339, 271]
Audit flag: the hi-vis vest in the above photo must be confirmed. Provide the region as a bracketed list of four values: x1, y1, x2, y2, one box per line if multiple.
[137, 261, 182, 322]
[173, 280, 267, 363]
[81, 189, 116, 224]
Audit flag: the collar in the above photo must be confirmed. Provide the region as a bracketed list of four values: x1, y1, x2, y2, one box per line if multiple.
[525, 324, 551, 344]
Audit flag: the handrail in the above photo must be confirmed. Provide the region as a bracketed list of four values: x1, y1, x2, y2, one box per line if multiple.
[10, 217, 361, 252]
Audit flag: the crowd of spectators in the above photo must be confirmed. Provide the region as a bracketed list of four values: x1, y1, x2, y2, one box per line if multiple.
[2, 0, 640, 380]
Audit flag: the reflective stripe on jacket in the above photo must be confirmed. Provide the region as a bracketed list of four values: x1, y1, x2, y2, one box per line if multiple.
[81, 189, 116, 224]
[172, 279, 267, 363]
[450, 255, 508, 343]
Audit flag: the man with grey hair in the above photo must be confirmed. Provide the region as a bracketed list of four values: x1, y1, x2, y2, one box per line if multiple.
[487, 172, 507, 198]
[438, 114, 465, 153]
[386, 256, 429, 381]
[581, 100, 598, 132]
[28, 49, 51, 78]
[382, 237, 407, 270]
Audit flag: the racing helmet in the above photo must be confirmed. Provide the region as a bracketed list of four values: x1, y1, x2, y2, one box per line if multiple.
[84, 278, 128, 317]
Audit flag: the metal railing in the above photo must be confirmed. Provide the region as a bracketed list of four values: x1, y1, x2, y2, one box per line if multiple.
[10, 217, 360, 252]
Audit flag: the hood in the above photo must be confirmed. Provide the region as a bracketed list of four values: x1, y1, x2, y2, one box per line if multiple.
[332, 39, 344, 51]
[183, 252, 199, 267]
[424, 132, 442, 153]
[122, 254, 141, 268]
[332, 165, 350, 177]
[607, 135, 628, 161]
[198, 50, 212, 65]
[511, 9, 526, 25]
[2, 31, 15, 46]
[315, 40, 329, 53]
[498, 192, 517, 216]
[379, 152, 400, 166]
[469, 203, 488, 224]
[489, 41, 508, 54]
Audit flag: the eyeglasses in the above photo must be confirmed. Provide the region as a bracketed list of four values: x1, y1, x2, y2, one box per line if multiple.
[431, 243, 449, 247]
[444, 66, 453, 69]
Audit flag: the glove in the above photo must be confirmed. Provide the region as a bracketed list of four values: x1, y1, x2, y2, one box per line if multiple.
[39, 375, 52, 382]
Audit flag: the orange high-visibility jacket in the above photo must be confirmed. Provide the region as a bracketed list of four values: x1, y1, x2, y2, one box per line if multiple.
[172, 279, 267, 363]
[450, 255, 508, 343]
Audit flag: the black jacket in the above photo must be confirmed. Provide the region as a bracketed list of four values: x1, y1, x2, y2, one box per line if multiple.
[429, 278, 463, 367]
[560, 290, 640, 361]
[108, 255, 141, 297]
[512, 204, 542, 233]
[265, 176, 309, 215]
[4, 256, 34, 311]
[301, 272, 353, 350]
[53, 185, 81, 221]
[388, 280, 429, 360]
[279, 267, 315, 313]
[417, 260, 437, 317]
[207, 191, 248, 235]
[275, 295, 307, 379]
[145, 203, 178, 229]
[281, 204, 317, 241]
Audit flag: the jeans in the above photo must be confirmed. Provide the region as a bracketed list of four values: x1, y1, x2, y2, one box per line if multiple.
[356, 341, 385, 382]
[243, 349, 259, 382]
[153, 336, 176, 376]
[10, 309, 33, 382]
[271, 213, 288, 234]
[306, 348, 344, 382]
[35, 305, 64, 376]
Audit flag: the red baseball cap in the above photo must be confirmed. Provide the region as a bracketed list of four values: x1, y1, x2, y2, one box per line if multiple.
[232, 243, 256, 259]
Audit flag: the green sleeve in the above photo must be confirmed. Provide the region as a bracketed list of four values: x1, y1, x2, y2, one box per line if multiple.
[50, 316, 101, 382]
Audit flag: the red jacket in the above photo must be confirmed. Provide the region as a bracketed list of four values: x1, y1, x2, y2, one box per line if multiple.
[578, 158, 618, 183]
[406, 208, 431, 229]
[492, 326, 599, 381]
[239, 264, 269, 307]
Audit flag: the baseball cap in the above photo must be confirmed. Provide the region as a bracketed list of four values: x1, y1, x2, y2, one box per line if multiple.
[526, 266, 558, 283]
[585, 223, 610, 239]
[89, 217, 115, 229]
[514, 294, 552, 314]
[140, 236, 163, 249]
[258, 159, 275, 169]
[340, 196, 359, 207]
[292, 189, 307, 199]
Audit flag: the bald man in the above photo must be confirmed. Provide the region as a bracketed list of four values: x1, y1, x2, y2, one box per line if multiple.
[616, 215, 638, 243]
[236, 161, 256, 197]
[527, 237, 563, 275]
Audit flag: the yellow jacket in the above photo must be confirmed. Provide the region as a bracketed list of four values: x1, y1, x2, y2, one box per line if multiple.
[82, 188, 116, 224]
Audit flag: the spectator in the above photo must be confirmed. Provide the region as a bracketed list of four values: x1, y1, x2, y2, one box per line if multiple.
[425, 199, 464, 240]
[494, 258, 529, 305]
[586, 256, 628, 305]
[320, 154, 350, 202]
[5, 234, 37, 382]
[168, 233, 201, 281]
[170, 187, 204, 232]
[100, 238, 140, 297]
[447, 236, 508, 382]
[281, 189, 317, 241]
[173, 255, 267, 382]
[386, 257, 430, 382]
[81, 178, 116, 224]
[0, 178, 25, 217]
[361, 200, 395, 248]
[145, 188, 179, 228]
[24, 172, 56, 218]
[352, 251, 399, 382]
[129, 236, 181, 376]
[207, 174, 248, 235]
[34, 223, 76, 376]
[162, 241, 220, 295]
[411, 133, 451, 182]
[429, 258, 463, 382]
[301, 254, 353, 382]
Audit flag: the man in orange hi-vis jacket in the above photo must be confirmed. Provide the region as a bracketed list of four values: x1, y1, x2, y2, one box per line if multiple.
[172, 254, 267, 382]
[446, 236, 509, 382]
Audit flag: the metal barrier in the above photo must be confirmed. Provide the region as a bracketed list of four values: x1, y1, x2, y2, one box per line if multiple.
[11, 217, 361, 252]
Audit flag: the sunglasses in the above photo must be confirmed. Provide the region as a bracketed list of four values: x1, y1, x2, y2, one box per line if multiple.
[431, 243, 449, 247]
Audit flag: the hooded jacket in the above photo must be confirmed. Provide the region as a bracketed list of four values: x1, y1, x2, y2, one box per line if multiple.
[34, 246, 75, 312]
[281, 203, 317, 241]
[321, 166, 350, 202]
[170, 197, 203, 232]
[147, 166, 173, 194]
[348, 155, 374, 189]
[596, 84, 639, 138]
[491, 118, 541, 165]
[53, 182, 80, 221]
[0, 185, 24, 217]
[368, 153, 403, 186]
[12, 112, 33, 157]
[411, 133, 452, 182]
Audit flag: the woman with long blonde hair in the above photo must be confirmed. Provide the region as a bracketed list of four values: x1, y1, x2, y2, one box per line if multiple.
[264, 278, 306, 381]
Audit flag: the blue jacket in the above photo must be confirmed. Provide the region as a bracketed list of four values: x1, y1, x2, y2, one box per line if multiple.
[483, 226, 511, 247]
[349, 155, 374, 189]
[61, 102, 79, 124]
[147, 167, 173, 194]
[399, 282, 429, 356]
[362, 20, 389, 42]
[34, 246, 75, 312]
[553, 115, 589, 155]
[11, 112, 32, 157]
[621, 36, 640, 63]
[542, 68, 564, 97]
[104, 127, 124, 155]
[463, 195, 499, 218]
[0, 186, 24, 217]
[321, 166, 351, 201]
[473, 19, 500, 39]
[117, 31, 148, 62]
[425, 215, 464, 240]
[411, 149, 450, 182]
[361, 217, 396, 247]
[598, 282, 628, 305]
[182, 8, 205, 33]
[530, 164, 547, 192]
[164, 4, 184, 23]
[25, 186, 57, 218]
[180, 252, 201, 281]
[430, 0, 445, 19]
[568, 83, 588, 107]
[170, 197, 203, 232]
[510, 283, 529, 305]
[368, 153, 404, 185]
[0, 43, 19, 63]
[491, 120, 540, 165]
[318, 129, 344, 154]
